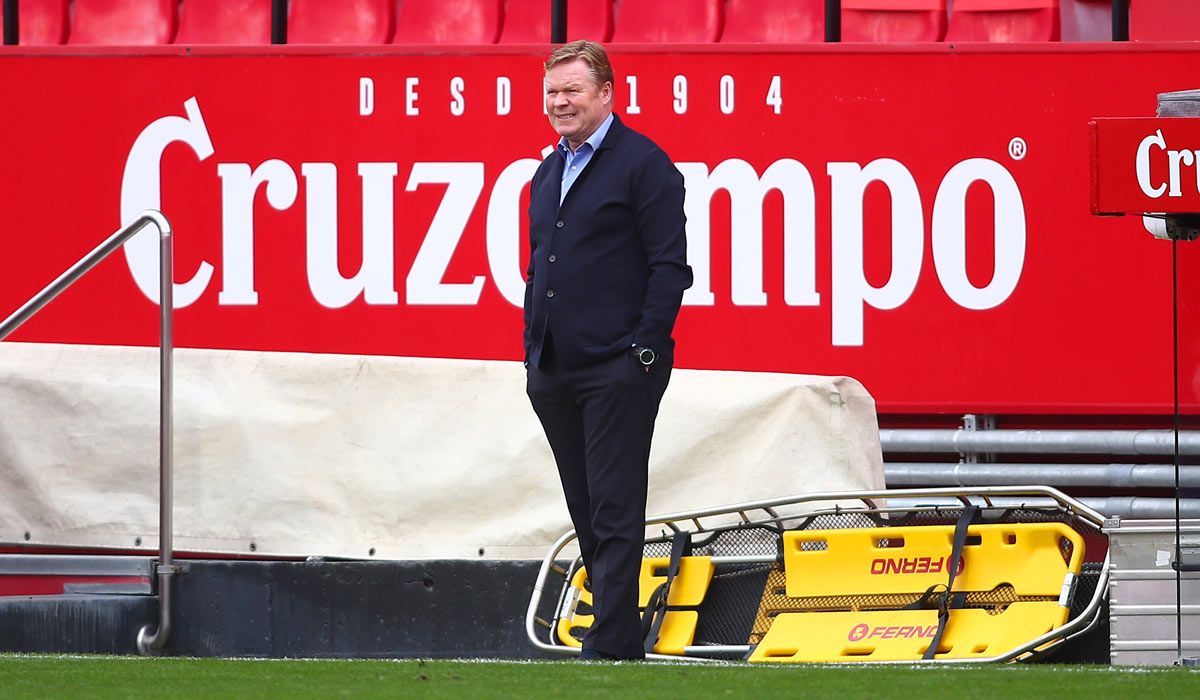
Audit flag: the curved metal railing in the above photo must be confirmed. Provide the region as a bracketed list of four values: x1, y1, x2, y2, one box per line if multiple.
[0, 210, 176, 655]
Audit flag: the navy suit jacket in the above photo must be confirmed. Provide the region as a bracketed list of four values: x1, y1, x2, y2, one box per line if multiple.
[524, 115, 693, 370]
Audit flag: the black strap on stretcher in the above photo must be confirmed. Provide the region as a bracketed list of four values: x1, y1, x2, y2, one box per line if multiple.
[641, 531, 692, 654]
[905, 505, 979, 660]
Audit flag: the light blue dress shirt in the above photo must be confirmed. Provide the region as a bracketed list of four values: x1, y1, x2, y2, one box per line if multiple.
[558, 112, 614, 205]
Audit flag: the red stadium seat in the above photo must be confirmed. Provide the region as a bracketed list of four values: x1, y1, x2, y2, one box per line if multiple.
[611, 0, 723, 43]
[945, 0, 1060, 42]
[721, 0, 824, 43]
[498, 0, 612, 43]
[843, 0, 947, 42]
[0, 0, 68, 45]
[393, 0, 502, 44]
[1060, 0, 1112, 42]
[68, 0, 177, 45]
[176, 0, 272, 45]
[289, 0, 393, 44]
[1129, 0, 1200, 41]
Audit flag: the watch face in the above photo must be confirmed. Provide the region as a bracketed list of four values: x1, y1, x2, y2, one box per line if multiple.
[637, 348, 655, 365]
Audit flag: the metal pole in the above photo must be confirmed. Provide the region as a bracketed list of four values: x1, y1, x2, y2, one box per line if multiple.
[880, 428, 1200, 456]
[881, 494, 1200, 519]
[137, 215, 176, 656]
[884, 462, 1200, 489]
[825, 0, 841, 42]
[550, 0, 566, 43]
[272, 0, 287, 45]
[3, 0, 18, 46]
[1112, 0, 1129, 41]
[1173, 235, 1184, 663]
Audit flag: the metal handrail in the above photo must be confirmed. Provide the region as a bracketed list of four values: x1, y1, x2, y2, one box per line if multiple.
[0, 209, 176, 656]
[881, 428, 1200, 456]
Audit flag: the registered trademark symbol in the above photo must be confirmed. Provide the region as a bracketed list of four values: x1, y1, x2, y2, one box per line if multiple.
[1008, 137, 1027, 161]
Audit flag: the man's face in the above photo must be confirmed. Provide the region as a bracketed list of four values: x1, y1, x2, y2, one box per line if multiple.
[544, 59, 613, 150]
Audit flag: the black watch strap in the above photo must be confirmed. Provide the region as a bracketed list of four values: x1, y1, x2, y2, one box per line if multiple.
[632, 344, 656, 366]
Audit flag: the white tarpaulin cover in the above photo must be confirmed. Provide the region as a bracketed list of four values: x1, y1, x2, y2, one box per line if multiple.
[0, 342, 883, 559]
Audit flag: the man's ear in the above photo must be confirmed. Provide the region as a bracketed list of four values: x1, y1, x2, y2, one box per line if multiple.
[600, 81, 614, 106]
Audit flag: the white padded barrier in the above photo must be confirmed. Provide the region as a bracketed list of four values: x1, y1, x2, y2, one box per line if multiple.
[0, 342, 884, 559]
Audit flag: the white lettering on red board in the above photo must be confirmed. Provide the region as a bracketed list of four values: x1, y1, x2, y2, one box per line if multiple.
[379, 73, 777, 117]
[359, 77, 374, 117]
[1136, 129, 1200, 200]
[120, 96, 214, 307]
[119, 97, 1028, 347]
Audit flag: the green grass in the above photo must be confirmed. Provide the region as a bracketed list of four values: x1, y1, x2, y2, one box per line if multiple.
[0, 655, 1197, 699]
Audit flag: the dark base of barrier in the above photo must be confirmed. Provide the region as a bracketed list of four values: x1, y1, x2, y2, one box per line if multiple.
[0, 559, 547, 658]
[0, 594, 156, 654]
[170, 559, 547, 658]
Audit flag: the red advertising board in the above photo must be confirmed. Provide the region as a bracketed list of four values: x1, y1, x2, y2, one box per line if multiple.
[1091, 117, 1200, 215]
[0, 44, 1196, 414]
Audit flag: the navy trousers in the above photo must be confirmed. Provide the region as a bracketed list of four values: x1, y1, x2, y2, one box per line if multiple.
[527, 345, 672, 659]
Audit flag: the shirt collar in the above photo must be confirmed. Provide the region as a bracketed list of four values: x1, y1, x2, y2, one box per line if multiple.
[558, 112, 615, 157]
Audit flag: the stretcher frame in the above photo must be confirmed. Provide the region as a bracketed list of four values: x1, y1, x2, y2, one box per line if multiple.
[525, 486, 1110, 663]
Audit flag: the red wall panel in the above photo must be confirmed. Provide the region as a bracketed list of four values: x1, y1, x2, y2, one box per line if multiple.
[0, 45, 1194, 414]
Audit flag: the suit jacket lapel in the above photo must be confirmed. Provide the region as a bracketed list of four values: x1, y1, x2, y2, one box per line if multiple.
[546, 152, 565, 213]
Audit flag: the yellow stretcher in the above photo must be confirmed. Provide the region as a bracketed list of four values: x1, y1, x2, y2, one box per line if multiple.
[746, 521, 1084, 662]
[748, 604, 1070, 662]
[555, 555, 715, 654]
[781, 522, 1084, 598]
[527, 487, 1110, 663]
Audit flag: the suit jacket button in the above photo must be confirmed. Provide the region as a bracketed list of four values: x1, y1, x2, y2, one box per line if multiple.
[546, 289, 556, 298]
[556, 221, 564, 228]
[548, 254, 557, 263]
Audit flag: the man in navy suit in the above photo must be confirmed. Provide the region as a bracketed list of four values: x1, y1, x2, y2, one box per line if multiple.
[524, 41, 693, 661]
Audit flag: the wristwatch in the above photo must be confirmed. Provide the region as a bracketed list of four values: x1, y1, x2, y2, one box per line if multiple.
[632, 344, 656, 366]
